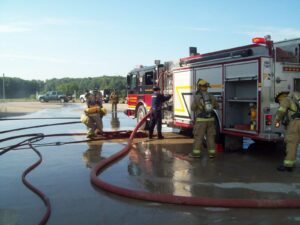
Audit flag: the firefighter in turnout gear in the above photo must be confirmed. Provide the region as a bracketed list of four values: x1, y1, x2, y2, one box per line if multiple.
[189, 79, 219, 158]
[148, 86, 171, 139]
[109, 89, 119, 112]
[81, 89, 106, 139]
[275, 91, 300, 172]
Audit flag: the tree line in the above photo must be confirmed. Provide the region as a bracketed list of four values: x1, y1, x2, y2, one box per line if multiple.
[0, 76, 127, 99]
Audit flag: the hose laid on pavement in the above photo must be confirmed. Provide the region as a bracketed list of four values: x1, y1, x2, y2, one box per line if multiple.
[23, 135, 51, 225]
[1, 133, 51, 225]
[0, 122, 147, 225]
[91, 112, 300, 208]
[0, 117, 80, 121]
[0, 121, 81, 134]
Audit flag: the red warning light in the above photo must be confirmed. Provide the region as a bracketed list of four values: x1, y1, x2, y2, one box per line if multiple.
[265, 114, 272, 126]
[252, 37, 266, 44]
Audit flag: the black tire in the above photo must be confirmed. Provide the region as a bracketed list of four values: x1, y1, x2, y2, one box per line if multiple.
[214, 115, 224, 145]
[60, 98, 65, 103]
[136, 105, 149, 130]
[39, 98, 45, 103]
[80, 98, 85, 103]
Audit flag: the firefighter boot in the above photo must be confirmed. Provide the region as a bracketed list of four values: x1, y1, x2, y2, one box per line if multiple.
[188, 150, 202, 158]
[148, 132, 153, 140]
[157, 133, 164, 139]
[277, 165, 293, 172]
[208, 153, 216, 159]
[86, 133, 96, 139]
[95, 129, 103, 136]
[208, 149, 216, 158]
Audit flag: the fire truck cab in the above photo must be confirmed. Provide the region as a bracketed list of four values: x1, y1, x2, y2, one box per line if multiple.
[126, 36, 300, 150]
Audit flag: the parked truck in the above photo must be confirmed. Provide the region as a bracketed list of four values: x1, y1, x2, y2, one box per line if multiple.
[125, 35, 300, 150]
[80, 89, 111, 103]
[37, 91, 69, 103]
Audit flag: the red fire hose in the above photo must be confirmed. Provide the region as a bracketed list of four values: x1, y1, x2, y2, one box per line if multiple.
[91, 112, 300, 208]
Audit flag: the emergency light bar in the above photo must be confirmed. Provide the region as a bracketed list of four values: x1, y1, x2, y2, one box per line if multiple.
[252, 37, 266, 44]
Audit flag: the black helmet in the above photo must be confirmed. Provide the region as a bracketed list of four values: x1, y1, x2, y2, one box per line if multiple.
[153, 86, 161, 91]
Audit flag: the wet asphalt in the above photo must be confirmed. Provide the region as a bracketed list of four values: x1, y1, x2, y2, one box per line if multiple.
[1, 103, 300, 225]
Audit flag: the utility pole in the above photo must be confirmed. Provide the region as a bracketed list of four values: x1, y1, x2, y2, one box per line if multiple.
[2, 73, 5, 102]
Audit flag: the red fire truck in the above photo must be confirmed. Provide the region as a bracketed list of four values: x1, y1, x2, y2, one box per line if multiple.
[126, 36, 300, 150]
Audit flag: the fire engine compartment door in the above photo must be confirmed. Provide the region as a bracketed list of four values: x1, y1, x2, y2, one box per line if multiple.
[225, 61, 258, 80]
[173, 69, 193, 121]
[224, 61, 259, 133]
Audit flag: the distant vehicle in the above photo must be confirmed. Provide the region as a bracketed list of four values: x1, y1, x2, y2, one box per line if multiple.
[79, 93, 86, 103]
[80, 89, 111, 103]
[37, 91, 69, 103]
[101, 89, 111, 103]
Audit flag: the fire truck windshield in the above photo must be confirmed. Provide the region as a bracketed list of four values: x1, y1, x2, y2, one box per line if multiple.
[127, 73, 137, 91]
[127, 67, 156, 94]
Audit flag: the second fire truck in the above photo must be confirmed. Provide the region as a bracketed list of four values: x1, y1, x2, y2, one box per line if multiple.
[126, 35, 300, 150]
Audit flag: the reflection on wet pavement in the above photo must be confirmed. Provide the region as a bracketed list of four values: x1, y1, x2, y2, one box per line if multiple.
[115, 138, 300, 200]
[82, 142, 105, 168]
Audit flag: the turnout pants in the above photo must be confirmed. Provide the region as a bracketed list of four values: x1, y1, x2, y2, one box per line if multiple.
[81, 113, 103, 136]
[112, 103, 117, 112]
[192, 118, 216, 156]
[284, 119, 300, 167]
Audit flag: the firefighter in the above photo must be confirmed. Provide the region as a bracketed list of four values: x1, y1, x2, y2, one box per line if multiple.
[274, 91, 300, 172]
[109, 89, 119, 112]
[148, 86, 171, 139]
[81, 89, 107, 139]
[189, 79, 219, 158]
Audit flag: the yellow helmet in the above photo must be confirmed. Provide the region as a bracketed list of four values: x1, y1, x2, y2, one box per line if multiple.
[275, 91, 289, 103]
[197, 79, 210, 87]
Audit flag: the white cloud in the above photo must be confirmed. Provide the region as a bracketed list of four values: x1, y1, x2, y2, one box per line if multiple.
[0, 53, 101, 65]
[0, 18, 98, 33]
[239, 27, 300, 41]
[0, 24, 32, 33]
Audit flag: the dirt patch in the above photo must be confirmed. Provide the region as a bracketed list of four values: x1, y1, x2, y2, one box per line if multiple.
[0, 102, 128, 118]
[0, 101, 62, 118]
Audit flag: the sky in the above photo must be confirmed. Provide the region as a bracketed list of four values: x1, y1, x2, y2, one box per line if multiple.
[0, 0, 300, 81]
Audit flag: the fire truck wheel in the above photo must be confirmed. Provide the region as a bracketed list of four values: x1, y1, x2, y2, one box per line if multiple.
[136, 105, 149, 130]
[214, 117, 224, 145]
